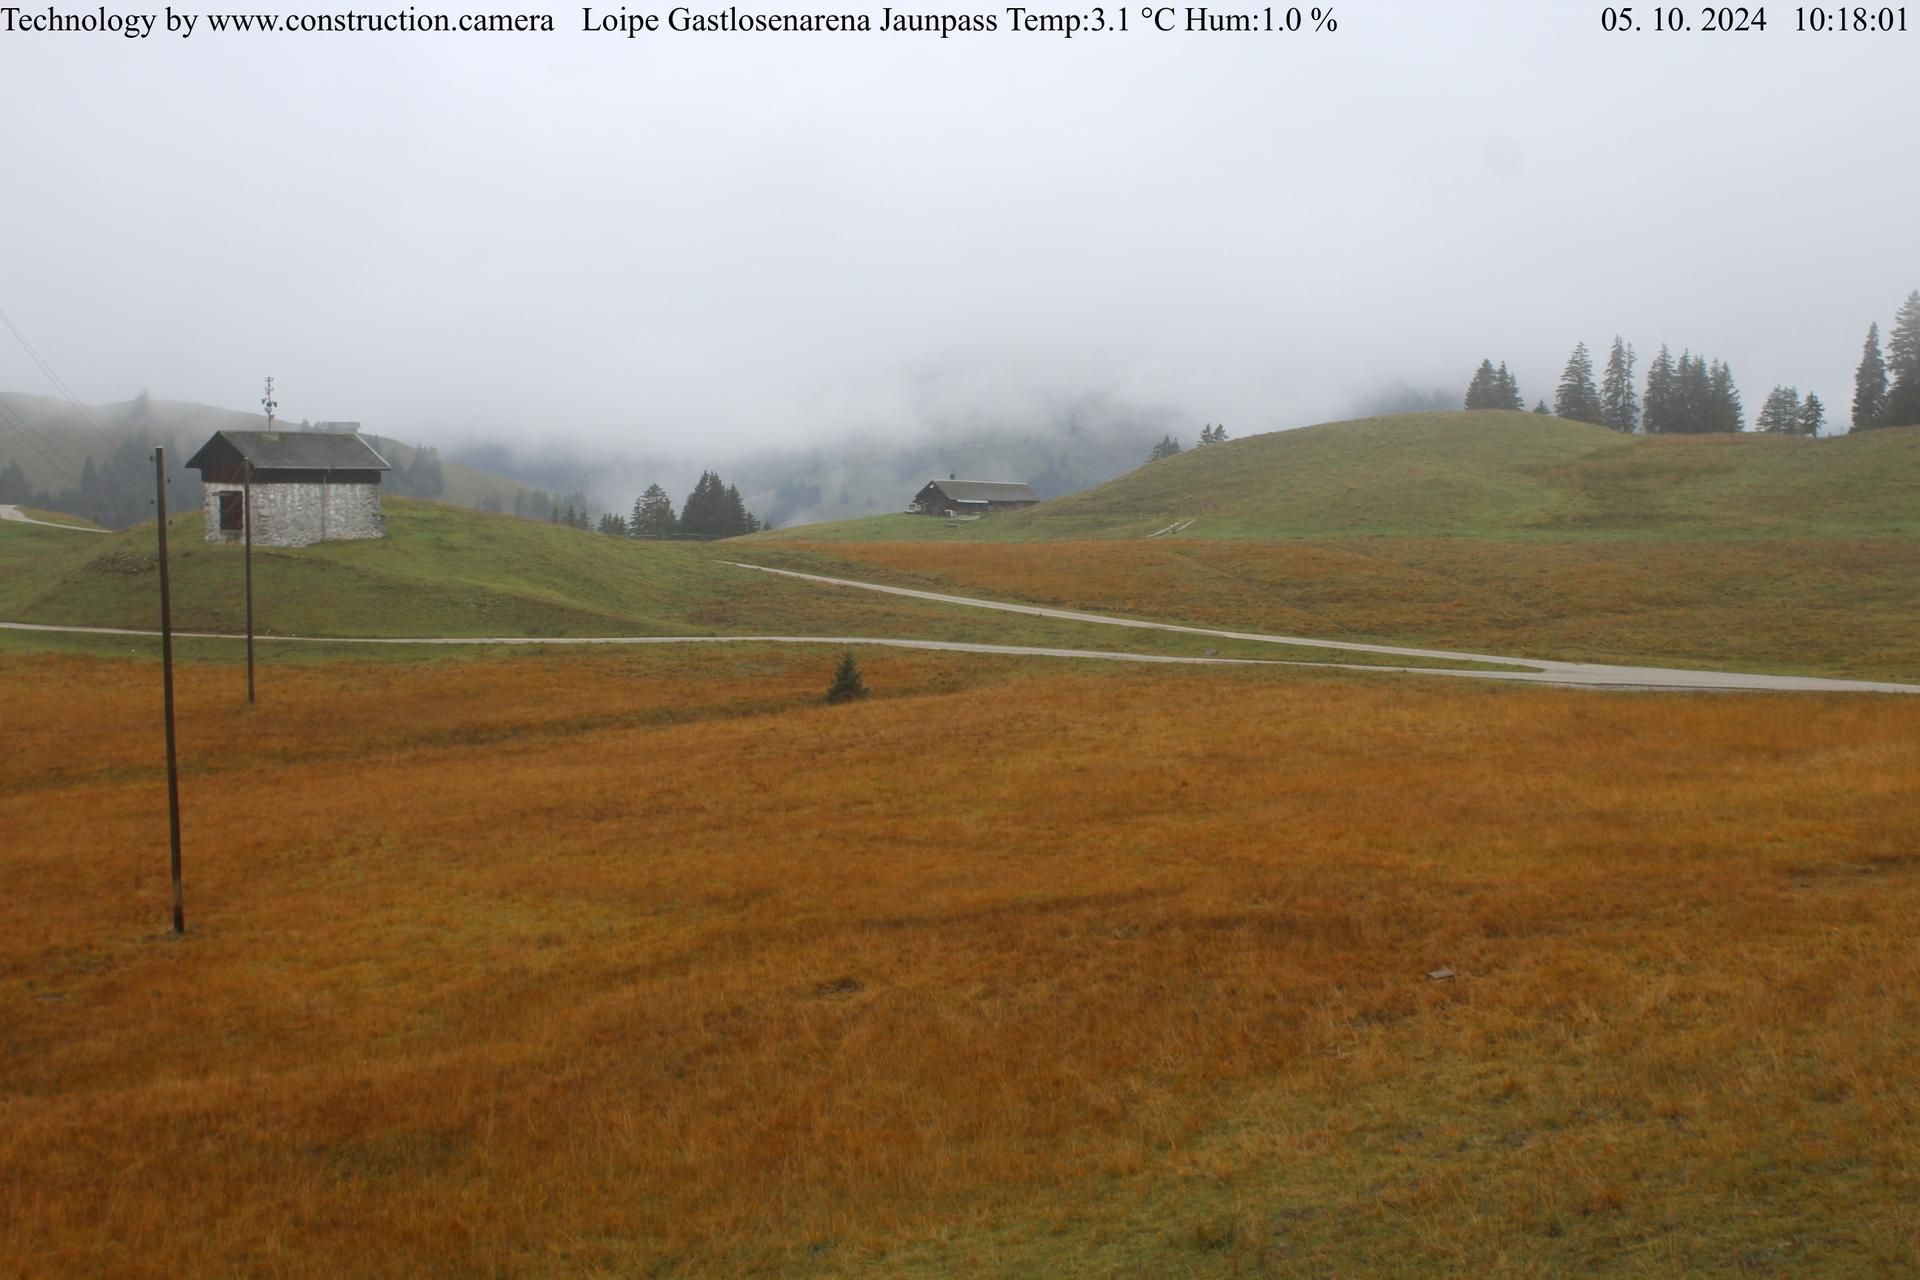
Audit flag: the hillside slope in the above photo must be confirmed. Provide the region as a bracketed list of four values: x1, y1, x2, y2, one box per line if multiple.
[0, 500, 930, 639]
[0, 499, 1350, 663]
[0, 391, 551, 524]
[765, 412, 1920, 541]
[0, 391, 261, 491]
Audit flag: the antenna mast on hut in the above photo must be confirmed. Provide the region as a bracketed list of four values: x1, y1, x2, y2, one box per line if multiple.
[246, 376, 273, 703]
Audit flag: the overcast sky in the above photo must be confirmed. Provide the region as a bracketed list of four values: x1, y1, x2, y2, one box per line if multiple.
[2, 0, 1915, 451]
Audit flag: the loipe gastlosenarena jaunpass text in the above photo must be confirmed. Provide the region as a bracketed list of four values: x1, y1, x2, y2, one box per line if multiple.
[582, 6, 1005, 35]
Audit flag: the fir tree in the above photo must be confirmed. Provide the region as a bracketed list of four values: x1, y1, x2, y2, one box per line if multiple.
[1494, 362, 1524, 410]
[1463, 360, 1498, 410]
[401, 445, 444, 498]
[824, 651, 868, 704]
[1600, 337, 1638, 432]
[1853, 322, 1889, 430]
[1643, 344, 1677, 435]
[1147, 434, 1183, 462]
[680, 472, 720, 536]
[1885, 290, 1920, 427]
[1799, 393, 1826, 437]
[723, 483, 751, 536]
[1554, 342, 1604, 424]
[1669, 352, 1705, 433]
[630, 483, 677, 537]
[1533, 400, 1551, 415]
[679, 471, 761, 538]
[1708, 360, 1744, 433]
[1756, 386, 1803, 434]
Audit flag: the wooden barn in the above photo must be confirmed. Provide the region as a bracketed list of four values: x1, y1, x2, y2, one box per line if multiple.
[909, 478, 1041, 517]
[186, 430, 392, 547]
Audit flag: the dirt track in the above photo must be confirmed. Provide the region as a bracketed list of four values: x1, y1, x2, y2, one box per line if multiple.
[720, 562, 1920, 695]
[0, 504, 106, 532]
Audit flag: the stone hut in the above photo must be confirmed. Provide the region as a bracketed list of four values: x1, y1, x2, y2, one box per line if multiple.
[186, 430, 392, 547]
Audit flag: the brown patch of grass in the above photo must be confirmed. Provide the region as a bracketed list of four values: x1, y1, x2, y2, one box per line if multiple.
[749, 536, 1920, 680]
[2, 649, 1919, 1275]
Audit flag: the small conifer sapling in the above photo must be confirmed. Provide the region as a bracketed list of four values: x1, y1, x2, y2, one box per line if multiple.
[825, 651, 869, 704]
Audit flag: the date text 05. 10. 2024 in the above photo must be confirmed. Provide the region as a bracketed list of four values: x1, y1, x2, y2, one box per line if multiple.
[1600, 6, 1908, 29]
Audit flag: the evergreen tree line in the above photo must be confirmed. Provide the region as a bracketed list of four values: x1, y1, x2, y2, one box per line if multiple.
[613, 471, 766, 540]
[1641, 346, 1746, 434]
[511, 487, 587, 523]
[550, 503, 594, 530]
[1852, 290, 1920, 431]
[1470, 339, 1745, 434]
[0, 433, 196, 529]
[1146, 423, 1229, 463]
[384, 444, 445, 498]
[1754, 387, 1826, 436]
[1463, 360, 1526, 412]
[1467, 289, 1919, 437]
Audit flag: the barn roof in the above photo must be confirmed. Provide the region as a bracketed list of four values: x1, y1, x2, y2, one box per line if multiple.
[186, 430, 391, 473]
[920, 479, 1040, 503]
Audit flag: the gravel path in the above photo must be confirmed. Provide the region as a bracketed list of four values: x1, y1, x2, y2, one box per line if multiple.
[4, 563, 1914, 695]
[0, 504, 107, 532]
[719, 561, 1920, 695]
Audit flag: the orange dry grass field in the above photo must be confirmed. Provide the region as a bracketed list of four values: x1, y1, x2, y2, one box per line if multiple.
[4, 647, 1920, 1277]
[750, 537, 1920, 682]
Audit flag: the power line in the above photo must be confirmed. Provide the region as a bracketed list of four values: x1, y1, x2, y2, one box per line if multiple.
[0, 304, 113, 436]
[0, 397, 84, 486]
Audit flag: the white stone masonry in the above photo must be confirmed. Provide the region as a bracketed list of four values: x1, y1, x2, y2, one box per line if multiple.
[201, 482, 385, 547]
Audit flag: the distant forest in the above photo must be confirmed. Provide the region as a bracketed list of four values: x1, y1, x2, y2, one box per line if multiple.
[1467, 289, 1920, 436]
[0, 432, 198, 529]
[556, 471, 766, 539]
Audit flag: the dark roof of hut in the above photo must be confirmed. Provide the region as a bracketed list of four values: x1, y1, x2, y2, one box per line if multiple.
[918, 479, 1040, 503]
[186, 431, 391, 473]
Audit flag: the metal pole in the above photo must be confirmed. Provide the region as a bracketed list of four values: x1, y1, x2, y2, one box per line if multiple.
[154, 447, 185, 936]
[244, 458, 254, 704]
[250, 375, 275, 706]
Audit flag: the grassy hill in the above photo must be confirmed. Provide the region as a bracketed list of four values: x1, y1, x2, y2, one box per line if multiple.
[764, 412, 1920, 542]
[738, 413, 1920, 681]
[0, 499, 1409, 666]
[362, 434, 549, 513]
[0, 390, 262, 492]
[10, 413, 1919, 680]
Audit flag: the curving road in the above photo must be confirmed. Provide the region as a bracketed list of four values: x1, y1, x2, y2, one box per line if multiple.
[719, 561, 1920, 695]
[0, 621, 1299, 668]
[5, 615, 1917, 695]
[4, 562, 1916, 694]
[0, 504, 107, 532]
